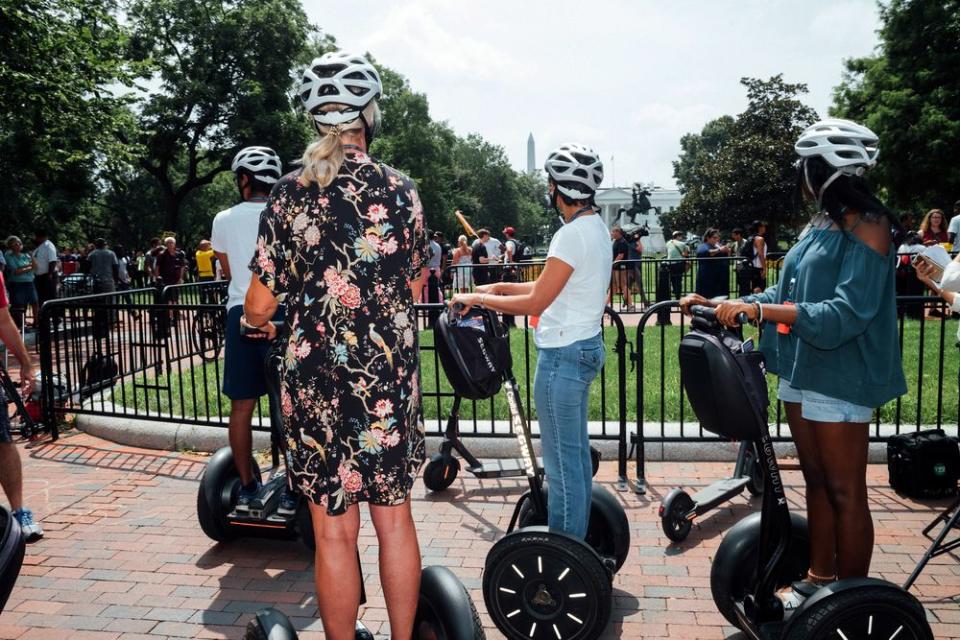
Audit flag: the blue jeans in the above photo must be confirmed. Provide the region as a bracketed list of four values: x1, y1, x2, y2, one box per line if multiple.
[534, 333, 605, 539]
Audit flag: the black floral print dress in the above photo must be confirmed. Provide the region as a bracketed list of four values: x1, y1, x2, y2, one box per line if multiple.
[251, 149, 429, 515]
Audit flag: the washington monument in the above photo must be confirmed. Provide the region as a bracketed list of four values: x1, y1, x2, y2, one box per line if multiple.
[526, 133, 535, 173]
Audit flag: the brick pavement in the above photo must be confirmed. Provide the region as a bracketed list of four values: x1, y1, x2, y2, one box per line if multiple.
[0, 431, 957, 639]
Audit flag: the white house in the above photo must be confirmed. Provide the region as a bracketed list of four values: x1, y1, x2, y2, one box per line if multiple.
[594, 186, 681, 254]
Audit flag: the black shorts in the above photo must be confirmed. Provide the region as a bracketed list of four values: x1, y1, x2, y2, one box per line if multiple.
[223, 305, 284, 400]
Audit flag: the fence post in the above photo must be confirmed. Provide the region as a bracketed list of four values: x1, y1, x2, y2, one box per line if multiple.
[37, 301, 59, 440]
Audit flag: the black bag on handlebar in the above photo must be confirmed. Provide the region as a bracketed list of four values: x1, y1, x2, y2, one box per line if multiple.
[678, 311, 769, 441]
[435, 306, 512, 400]
[887, 429, 959, 499]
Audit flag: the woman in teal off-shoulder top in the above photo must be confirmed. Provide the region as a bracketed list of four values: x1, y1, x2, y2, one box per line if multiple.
[681, 119, 905, 614]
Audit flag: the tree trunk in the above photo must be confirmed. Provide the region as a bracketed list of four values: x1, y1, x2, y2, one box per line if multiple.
[160, 188, 181, 235]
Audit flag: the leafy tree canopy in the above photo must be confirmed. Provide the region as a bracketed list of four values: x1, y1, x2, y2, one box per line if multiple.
[832, 0, 960, 213]
[667, 76, 817, 241]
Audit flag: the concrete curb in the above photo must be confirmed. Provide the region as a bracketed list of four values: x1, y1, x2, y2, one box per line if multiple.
[74, 411, 892, 463]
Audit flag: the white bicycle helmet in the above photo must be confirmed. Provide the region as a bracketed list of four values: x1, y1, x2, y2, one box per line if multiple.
[298, 51, 382, 126]
[231, 146, 282, 184]
[795, 118, 879, 174]
[544, 143, 604, 200]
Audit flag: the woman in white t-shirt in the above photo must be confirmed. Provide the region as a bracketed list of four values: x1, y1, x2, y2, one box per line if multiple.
[450, 143, 609, 539]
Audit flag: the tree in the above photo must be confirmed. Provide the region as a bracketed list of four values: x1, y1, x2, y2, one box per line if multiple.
[125, 0, 313, 233]
[0, 0, 132, 234]
[832, 0, 960, 212]
[668, 76, 817, 240]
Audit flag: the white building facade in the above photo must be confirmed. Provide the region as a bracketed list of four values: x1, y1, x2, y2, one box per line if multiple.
[594, 187, 681, 254]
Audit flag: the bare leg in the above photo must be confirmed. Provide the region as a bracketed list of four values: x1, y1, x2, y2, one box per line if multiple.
[228, 399, 257, 486]
[310, 502, 362, 640]
[784, 401, 837, 578]
[370, 500, 421, 640]
[0, 444, 23, 511]
[811, 420, 873, 578]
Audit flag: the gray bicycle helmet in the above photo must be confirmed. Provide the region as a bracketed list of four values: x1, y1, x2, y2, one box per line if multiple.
[231, 146, 282, 184]
[544, 143, 604, 200]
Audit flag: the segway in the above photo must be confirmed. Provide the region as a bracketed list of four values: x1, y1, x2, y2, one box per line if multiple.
[424, 310, 601, 492]
[435, 305, 630, 640]
[422, 395, 602, 492]
[243, 566, 484, 640]
[659, 437, 764, 542]
[0, 505, 26, 614]
[681, 306, 932, 640]
[196, 323, 314, 549]
[200, 321, 485, 640]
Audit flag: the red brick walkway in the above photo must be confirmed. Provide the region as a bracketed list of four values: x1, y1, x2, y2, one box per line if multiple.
[0, 431, 957, 639]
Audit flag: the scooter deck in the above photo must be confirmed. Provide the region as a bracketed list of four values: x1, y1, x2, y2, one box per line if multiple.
[467, 457, 542, 478]
[690, 476, 751, 515]
[226, 476, 296, 530]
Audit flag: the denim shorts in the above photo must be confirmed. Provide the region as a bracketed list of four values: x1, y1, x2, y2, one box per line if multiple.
[777, 379, 873, 423]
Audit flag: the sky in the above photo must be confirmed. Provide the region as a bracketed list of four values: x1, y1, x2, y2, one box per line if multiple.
[302, 0, 882, 190]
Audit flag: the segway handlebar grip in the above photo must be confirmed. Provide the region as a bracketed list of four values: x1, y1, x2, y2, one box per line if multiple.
[239, 320, 286, 339]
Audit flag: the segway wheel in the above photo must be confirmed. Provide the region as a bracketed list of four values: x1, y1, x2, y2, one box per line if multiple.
[516, 485, 630, 573]
[243, 607, 298, 640]
[589, 446, 601, 478]
[197, 448, 261, 543]
[744, 443, 765, 497]
[423, 454, 460, 492]
[659, 489, 694, 542]
[784, 582, 932, 640]
[711, 511, 809, 628]
[415, 565, 485, 640]
[483, 527, 611, 640]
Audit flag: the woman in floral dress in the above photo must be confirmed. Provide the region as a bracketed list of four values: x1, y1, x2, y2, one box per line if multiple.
[243, 51, 428, 640]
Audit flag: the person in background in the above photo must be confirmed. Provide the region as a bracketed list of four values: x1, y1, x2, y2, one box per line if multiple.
[452, 234, 473, 293]
[87, 238, 118, 295]
[607, 226, 633, 310]
[919, 208, 948, 246]
[742, 220, 768, 294]
[31, 230, 57, 305]
[917, 251, 960, 323]
[627, 229, 647, 306]
[78, 243, 93, 275]
[434, 231, 451, 291]
[484, 228, 503, 286]
[694, 227, 730, 299]
[663, 229, 689, 300]
[4, 236, 37, 329]
[471, 229, 491, 287]
[195, 239, 217, 304]
[114, 244, 134, 307]
[144, 238, 161, 283]
[426, 232, 443, 303]
[156, 237, 186, 288]
[946, 200, 960, 245]
[730, 227, 749, 296]
[60, 249, 78, 277]
[500, 227, 520, 326]
[0, 269, 42, 542]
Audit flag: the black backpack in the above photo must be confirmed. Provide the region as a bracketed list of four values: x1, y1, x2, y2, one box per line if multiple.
[511, 239, 534, 262]
[435, 306, 512, 400]
[740, 236, 757, 264]
[888, 429, 959, 499]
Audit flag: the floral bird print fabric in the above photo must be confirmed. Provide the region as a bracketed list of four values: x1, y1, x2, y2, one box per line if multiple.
[251, 149, 429, 515]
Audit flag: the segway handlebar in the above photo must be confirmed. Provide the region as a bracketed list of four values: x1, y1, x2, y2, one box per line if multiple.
[690, 305, 750, 327]
[239, 320, 286, 339]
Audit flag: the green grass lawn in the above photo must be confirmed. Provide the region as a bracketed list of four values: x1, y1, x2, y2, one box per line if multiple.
[113, 318, 958, 427]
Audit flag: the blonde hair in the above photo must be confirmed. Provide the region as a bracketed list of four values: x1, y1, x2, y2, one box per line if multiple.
[920, 208, 945, 234]
[458, 234, 468, 247]
[300, 101, 380, 188]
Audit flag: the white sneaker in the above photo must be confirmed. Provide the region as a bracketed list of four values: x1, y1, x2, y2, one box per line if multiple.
[13, 508, 43, 543]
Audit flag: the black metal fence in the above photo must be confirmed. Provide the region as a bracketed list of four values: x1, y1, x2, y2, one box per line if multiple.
[34, 282, 957, 479]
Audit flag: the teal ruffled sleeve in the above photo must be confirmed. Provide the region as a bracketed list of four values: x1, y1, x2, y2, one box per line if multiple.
[791, 239, 892, 350]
